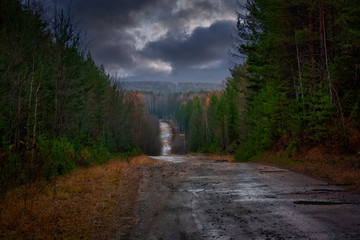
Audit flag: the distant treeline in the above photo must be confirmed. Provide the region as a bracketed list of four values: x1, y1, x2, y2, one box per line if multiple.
[123, 81, 224, 95]
[0, 0, 160, 192]
[143, 91, 213, 120]
[175, 0, 360, 159]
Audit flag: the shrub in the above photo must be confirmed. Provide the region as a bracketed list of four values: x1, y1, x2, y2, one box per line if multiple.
[40, 137, 76, 180]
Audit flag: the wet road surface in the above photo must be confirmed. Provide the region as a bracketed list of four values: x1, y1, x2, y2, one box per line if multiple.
[159, 121, 172, 156]
[129, 155, 360, 240]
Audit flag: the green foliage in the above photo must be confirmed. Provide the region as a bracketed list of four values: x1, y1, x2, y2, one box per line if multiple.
[177, 0, 360, 159]
[231, 0, 360, 159]
[301, 83, 335, 142]
[39, 137, 113, 180]
[40, 137, 76, 179]
[0, 151, 23, 190]
[175, 66, 248, 153]
[0, 0, 161, 192]
[234, 146, 264, 162]
[246, 82, 289, 150]
[77, 141, 112, 167]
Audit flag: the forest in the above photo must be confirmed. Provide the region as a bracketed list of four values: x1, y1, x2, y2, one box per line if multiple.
[175, 0, 360, 161]
[2, 0, 360, 238]
[1, 0, 360, 193]
[0, 0, 161, 193]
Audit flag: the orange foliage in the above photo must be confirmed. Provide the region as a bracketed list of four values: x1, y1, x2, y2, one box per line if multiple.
[205, 97, 210, 108]
[136, 93, 145, 102]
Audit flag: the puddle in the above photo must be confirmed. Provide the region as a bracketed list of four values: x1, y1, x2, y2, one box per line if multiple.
[311, 188, 345, 192]
[188, 189, 205, 194]
[189, 176, 219, 179]
[293, 200, 360, 205]
[150, 155, 186, 163]
[260, 170, 289, 173]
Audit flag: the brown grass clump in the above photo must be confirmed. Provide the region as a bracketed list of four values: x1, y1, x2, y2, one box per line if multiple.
[0, 155, 158, 239]
[129, 155, 159, 167]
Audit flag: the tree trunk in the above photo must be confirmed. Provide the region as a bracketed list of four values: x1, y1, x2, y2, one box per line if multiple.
[295, 33, 304, 100]
[319, 1, 332, 99]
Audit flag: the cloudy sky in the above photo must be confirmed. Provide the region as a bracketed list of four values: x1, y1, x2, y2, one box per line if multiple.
[64, 0, 241, 83]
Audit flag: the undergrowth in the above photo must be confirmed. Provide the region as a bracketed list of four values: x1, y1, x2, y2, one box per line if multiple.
[0, 137, 142, 194]
[0, 155, 157, 239]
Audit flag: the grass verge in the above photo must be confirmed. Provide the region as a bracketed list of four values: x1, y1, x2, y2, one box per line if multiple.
[190, 153, 234, 162]
[259, 149, 360, 191]
[0, 155, 158, 239]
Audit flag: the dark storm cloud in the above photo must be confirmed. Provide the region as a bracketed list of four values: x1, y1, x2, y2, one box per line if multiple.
[95, 42, 135, 70]
[68, 0, 166, 68]
[85, 27, 137, 70]
[71, 0, 172, 29]
[56, 0, 241, 81]
[141, 20, 234, 69]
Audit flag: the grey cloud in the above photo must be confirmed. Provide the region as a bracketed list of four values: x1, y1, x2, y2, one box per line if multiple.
[141, 20, 234, 69]
[157, 1, 236, 38]
[95, 43, 134, 69]
[56, 0, 241, 81]
[71, 0, 173, 30]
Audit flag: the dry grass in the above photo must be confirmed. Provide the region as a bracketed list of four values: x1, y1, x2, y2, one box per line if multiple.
[292, 158, 360, 189]
[191, 154, 234, 162]
[260, 150, 360, 191]
[0, 155, 158, 239]
[129, 155, 159, 167]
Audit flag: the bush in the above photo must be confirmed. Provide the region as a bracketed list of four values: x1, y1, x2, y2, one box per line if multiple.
[40, 137, 76, 180]
[0, 150, 23, 192]
[234, 145, 264, 162]
[40, 137, 114, 179]
[87, 142, 112, 165]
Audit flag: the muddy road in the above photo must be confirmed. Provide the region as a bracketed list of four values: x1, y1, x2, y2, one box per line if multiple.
[129, 155, 360, 240]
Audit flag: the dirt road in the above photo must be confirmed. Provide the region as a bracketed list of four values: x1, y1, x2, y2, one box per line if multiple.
[128, 155, 360, 240]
